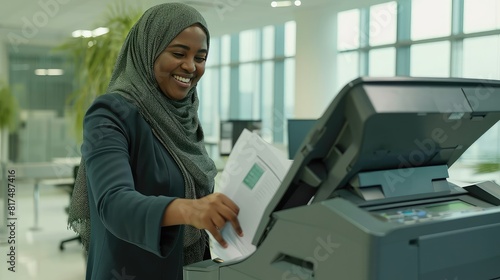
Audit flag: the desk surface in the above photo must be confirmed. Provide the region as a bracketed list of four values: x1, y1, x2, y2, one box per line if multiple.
[38, 178, 74, 187]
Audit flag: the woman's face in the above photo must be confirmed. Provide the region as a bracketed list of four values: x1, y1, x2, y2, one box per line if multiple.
[154, 25, 208, 100]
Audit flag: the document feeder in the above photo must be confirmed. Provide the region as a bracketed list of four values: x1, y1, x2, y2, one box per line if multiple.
[184, 77, 500, 280]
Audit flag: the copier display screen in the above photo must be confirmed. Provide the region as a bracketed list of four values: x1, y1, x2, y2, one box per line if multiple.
[424, 201, 474, 213]
[375, 200, 479, 224]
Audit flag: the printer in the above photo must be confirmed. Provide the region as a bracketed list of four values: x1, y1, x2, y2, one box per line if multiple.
[184, 77, 500, 280]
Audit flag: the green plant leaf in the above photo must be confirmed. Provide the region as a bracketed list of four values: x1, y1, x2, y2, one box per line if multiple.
[0, 82, 18, 131]
[57, 0, 142, 143]
[474, 162, 500, 174]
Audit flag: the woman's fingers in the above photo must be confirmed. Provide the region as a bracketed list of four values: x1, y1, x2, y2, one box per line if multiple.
[189, 193, 244, 247]
[208, 223, 228, 248]
[219, 194, 240, 215]
[217, 205, 243, 237]
[211, 215, 226, 231]
[214, 193, 244, 237]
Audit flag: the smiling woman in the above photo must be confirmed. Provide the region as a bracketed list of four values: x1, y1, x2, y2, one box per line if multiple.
[154, 25, 208, 101]
[67, 3, 243, 280]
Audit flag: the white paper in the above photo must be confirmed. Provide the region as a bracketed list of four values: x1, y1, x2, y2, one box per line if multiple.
[208, 129, 292, 261]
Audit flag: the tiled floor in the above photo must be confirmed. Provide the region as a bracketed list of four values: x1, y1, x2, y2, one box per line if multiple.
[0, 181, 86, 280]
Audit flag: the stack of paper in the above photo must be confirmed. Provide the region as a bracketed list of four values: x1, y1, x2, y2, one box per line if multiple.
[208, 129, 292, 262]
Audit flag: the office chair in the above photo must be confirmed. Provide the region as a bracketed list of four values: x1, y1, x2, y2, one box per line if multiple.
[59, 165, 82, 251]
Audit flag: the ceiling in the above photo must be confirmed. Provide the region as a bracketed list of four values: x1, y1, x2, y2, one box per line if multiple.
[0, 0, 332, 46]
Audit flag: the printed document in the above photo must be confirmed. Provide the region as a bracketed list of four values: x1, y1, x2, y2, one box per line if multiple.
[208, 129, 292, 261]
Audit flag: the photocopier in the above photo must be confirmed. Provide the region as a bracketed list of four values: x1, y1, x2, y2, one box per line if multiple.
[184, 77, 500, 280]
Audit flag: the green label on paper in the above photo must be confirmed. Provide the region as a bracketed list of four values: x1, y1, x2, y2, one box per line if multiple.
[243, 163, 264, 190]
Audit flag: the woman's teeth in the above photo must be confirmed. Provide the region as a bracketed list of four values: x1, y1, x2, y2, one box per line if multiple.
[174, 75, 190, 83]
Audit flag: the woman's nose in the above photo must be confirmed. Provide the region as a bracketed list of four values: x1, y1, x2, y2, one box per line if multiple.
[181, 59, 196, 72]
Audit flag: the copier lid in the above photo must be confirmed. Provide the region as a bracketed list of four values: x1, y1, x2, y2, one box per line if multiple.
[254, 77, 500, 245]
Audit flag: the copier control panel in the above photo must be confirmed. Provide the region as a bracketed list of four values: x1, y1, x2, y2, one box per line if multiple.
[374, 200, 483, 225]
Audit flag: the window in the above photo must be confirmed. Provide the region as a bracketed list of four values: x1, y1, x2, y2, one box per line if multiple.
[262, 26, 275, 60]
[261, 61, 274, 142]
[369, 2, 398, 46]
[219, 66, 230, 121]
[336, 52, 359, 91]
[207, 38, 220, 67]
[463, 35, 500, 79]
[284, 58, 295, 123]
[411, 0, 452, 40]
[336, 0, 500, 181]
[199, 22, 296, 145]
[410, 41, 451, 77]
[464, 0, 500, 34]
[199, 68, 219, 138]
[369, 47, 396, 77]
[337, 9, 360, 50]
[238, 63, 261, 119]
[239, 30, 260, 62]
[285, 21, 296, 57]
[221, 35, 231, 65]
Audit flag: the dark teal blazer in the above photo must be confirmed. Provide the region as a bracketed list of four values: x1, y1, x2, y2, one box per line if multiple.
[82, 93, 189, 279]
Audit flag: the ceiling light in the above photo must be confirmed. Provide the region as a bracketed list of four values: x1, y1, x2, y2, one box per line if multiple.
[35, 69, 47, 75]
[35, 69, 64, 76]
[271, 1, 292, 8]
[72, 30, 92, 38]
[294, 0, 301, 6]
[72, 27, 109, 38]
[92, 27, 109, 37]
[47, 69, 64, 76]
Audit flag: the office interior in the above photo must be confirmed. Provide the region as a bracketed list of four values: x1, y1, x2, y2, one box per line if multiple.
[1, 0, 500, 279]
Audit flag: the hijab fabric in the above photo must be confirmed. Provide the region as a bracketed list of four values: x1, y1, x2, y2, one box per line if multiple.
[68, 2, 217, 265]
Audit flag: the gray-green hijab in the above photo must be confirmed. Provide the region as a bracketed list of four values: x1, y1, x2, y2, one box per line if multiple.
[68, 2, 217, 265]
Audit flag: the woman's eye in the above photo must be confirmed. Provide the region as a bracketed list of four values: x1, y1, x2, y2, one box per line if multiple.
[195, 57, 207, 63]
[173, 53, 184, 58]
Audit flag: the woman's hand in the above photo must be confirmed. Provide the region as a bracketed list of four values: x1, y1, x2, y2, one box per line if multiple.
[188, 193, 243, 247]
[163, 193, 243, 248]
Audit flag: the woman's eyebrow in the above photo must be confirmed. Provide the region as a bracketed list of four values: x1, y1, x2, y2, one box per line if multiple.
[168, 44, 208, 53]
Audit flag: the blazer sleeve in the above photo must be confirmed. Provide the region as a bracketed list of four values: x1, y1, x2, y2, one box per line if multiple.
[81, 94, 179, 257]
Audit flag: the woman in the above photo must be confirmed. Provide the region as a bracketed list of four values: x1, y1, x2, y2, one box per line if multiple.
[68, 3, 242, 279]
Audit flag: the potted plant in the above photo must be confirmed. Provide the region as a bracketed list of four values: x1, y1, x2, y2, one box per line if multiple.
[0, 82, 17, 131]
[474, 161, 500, 174]
[0, 81, 18, 165]
[59, 2, 142, 142]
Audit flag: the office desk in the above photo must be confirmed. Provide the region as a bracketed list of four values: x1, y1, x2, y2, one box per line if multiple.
[1, 159, 79, 231]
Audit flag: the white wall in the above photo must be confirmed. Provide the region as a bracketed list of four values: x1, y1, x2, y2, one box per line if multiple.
[294, 5, 338, 119]
[293, 0, 395, 119]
